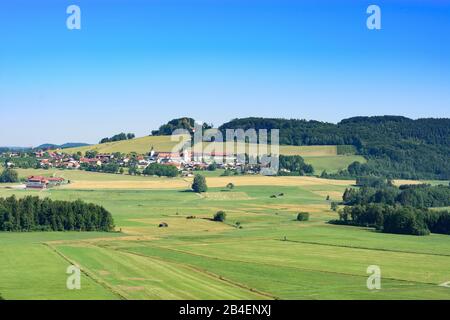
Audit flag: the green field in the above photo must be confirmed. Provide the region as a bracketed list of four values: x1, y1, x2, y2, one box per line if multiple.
[303, 155, 367, 174]
[1, 172, 449, 300]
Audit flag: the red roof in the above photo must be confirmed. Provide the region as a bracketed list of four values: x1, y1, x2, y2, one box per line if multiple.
[27, 176, 48, 182]
[47, 177, 65, 182]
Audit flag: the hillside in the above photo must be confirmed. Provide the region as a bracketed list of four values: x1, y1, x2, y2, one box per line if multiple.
[62, 135, 189, 155]
[50, 114, 450, 179]
[220, 116, 450, 179]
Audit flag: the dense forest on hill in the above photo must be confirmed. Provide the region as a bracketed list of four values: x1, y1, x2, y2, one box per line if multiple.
[151, 117, 212, 136]
[219, 116, 450, 179]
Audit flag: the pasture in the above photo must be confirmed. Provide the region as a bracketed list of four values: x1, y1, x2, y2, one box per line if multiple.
[0, 173, 449, 300]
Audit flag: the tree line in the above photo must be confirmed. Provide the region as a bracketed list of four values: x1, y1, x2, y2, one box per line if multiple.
[219, 116, 450, 179]
[342, 183, 450, 208]
[99, 133, 135, 144]
[331, 182, 450, 236]
[332, 204, 450, 236]
[0, 196, 114, 232]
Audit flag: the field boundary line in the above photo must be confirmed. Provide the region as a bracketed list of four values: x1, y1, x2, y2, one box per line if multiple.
[103, 244, 278, 300]
[42, 242, 128, 300]
[280, 239, 450, 258]
[127, 243, 445, 287]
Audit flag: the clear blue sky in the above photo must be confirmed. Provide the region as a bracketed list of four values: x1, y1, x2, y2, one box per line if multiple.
[1, 0, 449, 146]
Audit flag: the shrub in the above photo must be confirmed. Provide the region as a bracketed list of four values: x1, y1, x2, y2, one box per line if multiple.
[226, 183, 235, 190]
[297, 212, 309, 221]
[213, 211, 226, 222]
[192, 174, 208, 193]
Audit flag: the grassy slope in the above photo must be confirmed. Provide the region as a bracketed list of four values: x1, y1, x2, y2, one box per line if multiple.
[62, 135, 189, 154]
[303, 155, 367, 174]
[1, 179, 450, 299]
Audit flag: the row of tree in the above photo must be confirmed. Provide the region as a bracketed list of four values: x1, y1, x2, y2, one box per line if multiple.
[0, 196, 114, 232]
[99, 133, 135, 144]
[342, 184, 450, 208]
[80, 162, 122, 174]
[332, 204, 450, 236]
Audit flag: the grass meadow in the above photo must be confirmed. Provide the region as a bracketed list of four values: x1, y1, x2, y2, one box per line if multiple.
[1, 172, 450, 300]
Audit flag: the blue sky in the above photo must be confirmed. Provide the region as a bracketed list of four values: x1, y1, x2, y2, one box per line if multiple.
[1, 0, 449, 146]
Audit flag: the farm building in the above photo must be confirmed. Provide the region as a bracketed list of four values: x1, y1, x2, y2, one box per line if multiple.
[26, 176, 48, 189]
[26, 176, 65, 189]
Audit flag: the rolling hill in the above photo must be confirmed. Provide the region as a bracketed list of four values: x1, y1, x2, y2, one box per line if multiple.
[62, 135, 189, 155]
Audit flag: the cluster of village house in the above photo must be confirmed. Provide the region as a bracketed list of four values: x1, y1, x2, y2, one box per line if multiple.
[31, 149, 243, 171]
[3, 149, 262, 189]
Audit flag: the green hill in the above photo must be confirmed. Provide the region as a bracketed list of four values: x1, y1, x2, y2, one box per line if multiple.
[62, 135, 189, 155]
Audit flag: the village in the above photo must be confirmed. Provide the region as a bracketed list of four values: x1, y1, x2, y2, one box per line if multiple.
[0, 147, 266, 189]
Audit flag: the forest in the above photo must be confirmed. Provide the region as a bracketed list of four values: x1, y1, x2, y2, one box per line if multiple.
[0, 196, 114, 232]
[332, 183, 450, 236]
[219, 116, 450, 179]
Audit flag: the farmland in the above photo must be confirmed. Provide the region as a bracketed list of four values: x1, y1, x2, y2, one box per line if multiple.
[1, 172, 449, 300]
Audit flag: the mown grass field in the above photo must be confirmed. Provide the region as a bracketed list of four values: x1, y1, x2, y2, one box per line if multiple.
[1, 171, 450, 300]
